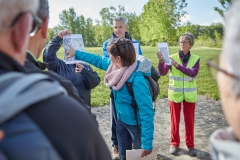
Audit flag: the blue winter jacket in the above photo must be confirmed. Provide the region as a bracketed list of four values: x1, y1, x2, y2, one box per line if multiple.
[102, 32, 142, 58]
[43, 36, 101, 106]
[74, 51, 154, 150]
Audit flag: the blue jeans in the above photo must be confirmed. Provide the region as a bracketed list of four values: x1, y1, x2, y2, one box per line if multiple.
[116, 119, 141, 160]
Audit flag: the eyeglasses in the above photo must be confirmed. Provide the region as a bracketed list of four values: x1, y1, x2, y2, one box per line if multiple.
[207, 56, 240, 81]
[179, 41, 189, 45]
[10, 11, 42, 37]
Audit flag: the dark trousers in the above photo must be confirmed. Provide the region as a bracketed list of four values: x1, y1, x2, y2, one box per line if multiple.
[110, 90, 118, 146]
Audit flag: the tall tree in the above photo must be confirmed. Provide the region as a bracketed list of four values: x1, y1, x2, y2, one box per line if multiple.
[214, 0, 233, 17]
[84, 18, 96, 46]
[140, 0, 187, 45]
[95, 5, 141, 45]
[56, 8, 97, 46]
[58, 8, 79, 33]
[125, 13, 141, 42]
[46, 28, 55, 44]
[177, 22, 201, 39]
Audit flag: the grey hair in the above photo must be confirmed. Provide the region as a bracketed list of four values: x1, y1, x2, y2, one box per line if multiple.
[37, 0, 49, 20]
[179, 32, 195, 46]
[0, 0, 39, 32]
[114, 16, 128, 25]
[223, 0, 240, 97]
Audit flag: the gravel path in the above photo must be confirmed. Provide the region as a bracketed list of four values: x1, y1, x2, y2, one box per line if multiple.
[92, 96, 228, 160]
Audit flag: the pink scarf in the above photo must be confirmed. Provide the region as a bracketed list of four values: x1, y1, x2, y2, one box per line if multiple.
[104, 61, 137, 90]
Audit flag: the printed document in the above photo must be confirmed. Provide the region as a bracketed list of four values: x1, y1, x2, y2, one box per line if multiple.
[157, 43, 171, 65]
[63, 34, 86, 64]
[133, 43, 140, 55]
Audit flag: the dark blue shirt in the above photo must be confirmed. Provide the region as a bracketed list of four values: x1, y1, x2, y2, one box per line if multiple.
[43, 36, 101, 106]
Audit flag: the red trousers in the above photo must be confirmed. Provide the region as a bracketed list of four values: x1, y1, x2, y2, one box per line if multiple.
[168, 100, 195, 148]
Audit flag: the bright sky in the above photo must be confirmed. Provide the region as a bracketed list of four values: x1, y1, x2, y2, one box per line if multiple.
[48, 0, 224, 28]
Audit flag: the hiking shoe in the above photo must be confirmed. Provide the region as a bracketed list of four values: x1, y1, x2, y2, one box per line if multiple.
[169, 146, 178, 155]
[188, 148, 197, 156]
[111, 145, 120, 160]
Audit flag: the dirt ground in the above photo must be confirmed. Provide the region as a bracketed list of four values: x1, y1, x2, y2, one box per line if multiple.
[92, 96, 228, 160]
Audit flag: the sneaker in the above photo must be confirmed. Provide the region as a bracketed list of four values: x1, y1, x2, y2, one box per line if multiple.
[111, 145, 120, 160]
[169, 146, 178, 155]
[188, 148, 197, 156]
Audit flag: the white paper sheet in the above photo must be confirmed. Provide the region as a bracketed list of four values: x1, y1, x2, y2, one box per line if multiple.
[157, 43, 171, 65]
[63, 34, 86, 64]
[126, 146, 160, 160]
[133, 43, 140, 55]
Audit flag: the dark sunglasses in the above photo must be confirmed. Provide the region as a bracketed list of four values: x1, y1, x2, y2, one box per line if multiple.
[207, 56, 240, 81]
[10, 11, 42, 37]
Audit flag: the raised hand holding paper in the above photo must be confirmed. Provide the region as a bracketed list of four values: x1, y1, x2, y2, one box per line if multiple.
[157, 43, 171, 65]
[63, 34, 86, 64]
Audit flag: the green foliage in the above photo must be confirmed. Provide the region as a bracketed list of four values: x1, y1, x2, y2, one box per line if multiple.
[124, 12, 141, 42]
[177, 22, 223, 47]
[214, 0, 233, 17]
[50, 4, 224, 47]
[54, 8, 96, 46]
[46, 28, 55, 44]
[39, 46, 221, 107]
[84, 18, 96, 46]
[140, 0, 187, 45]
[94, 22, 112, 46]
[177, 22, 200, 39]
[94, 5, 141, 46]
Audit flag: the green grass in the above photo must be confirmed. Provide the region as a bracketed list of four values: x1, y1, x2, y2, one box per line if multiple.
[39, 46, 221, 107]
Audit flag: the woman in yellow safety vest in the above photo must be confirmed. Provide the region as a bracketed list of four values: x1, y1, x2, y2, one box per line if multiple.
[157, 32, 200, 157]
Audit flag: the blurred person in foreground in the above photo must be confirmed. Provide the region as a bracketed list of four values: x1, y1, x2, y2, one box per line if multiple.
[209, 0, 240, 159]
[24, 0, 98, 123]
[0, 0, 111, 159]
[25, 0, 85, 106]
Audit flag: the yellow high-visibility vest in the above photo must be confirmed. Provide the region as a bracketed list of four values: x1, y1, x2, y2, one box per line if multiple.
[168, 53, 200, 103]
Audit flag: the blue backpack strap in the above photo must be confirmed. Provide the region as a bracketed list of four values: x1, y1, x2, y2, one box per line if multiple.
[0, 113, 62, 160]
[0, 72, 67, 124]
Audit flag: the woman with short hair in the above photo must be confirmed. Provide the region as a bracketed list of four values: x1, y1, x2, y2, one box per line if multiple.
[157, 32, 200, 156]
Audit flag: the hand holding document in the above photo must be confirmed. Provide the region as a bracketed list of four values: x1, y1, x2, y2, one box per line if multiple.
[126, 146, 160, 160]
[157, 43, 171, 65]
[133, 43, 140, 55]
[63, 34, 86, 64]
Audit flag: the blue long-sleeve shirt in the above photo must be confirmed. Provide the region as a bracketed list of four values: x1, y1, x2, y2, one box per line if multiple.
[102, 32, 142, 58]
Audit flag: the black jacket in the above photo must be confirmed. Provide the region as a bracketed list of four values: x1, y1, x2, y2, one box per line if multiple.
[25, 52, 86, 106]
[24, 52, 98, 125]
[43, 36, 101, 106]
[0, 51, 111, 160]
